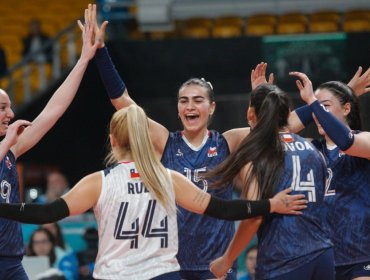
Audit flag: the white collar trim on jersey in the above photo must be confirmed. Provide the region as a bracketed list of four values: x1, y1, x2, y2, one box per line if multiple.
[182, 130, 209, 151]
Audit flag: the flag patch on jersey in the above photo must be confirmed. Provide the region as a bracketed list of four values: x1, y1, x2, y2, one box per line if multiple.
[207, 147, 218, 157]
[281, 134, 294, 143]
[5, 156, 12, 169]
[130, 168, 140, 179]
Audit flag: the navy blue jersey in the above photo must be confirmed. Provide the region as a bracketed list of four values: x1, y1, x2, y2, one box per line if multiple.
[256, 133, 332, 279]
[312, 135, 370, 266]
[161, 130, 234, 271]
[0, 151, 24, 257]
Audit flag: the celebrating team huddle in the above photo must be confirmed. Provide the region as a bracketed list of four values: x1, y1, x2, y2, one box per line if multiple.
[1, 3, 370, 280]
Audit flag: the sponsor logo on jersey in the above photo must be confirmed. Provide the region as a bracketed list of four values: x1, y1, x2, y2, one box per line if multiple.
[5, 156, 12, 169]
[281, 134, 294, 143]
[130, 168, 140, 179]
[364, 264, 370, 271]
[207, 147, 218, 157]
[175, 149, 183, 157]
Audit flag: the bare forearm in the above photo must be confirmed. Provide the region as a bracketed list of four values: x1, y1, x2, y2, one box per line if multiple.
[224, 218, 261, 266]
[43, 58, 89, 117]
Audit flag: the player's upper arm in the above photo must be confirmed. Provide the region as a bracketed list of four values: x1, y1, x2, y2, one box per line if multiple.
[238, 163, 259, 200]
[62, 172, 102, 216]
[110, 89, 135, 110]
[223, 127, 250, 153]
[288, 111, 305, 133]
[171, 170, 211, 214]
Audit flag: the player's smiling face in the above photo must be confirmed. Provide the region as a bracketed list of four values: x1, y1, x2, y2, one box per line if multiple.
[0, 90, 14, 136]
[177, 85, 215, 134]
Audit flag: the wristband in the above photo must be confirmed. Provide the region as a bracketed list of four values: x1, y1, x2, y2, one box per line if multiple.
[95, 47, 126, 99]
[204, 195, 270, 221]
[310, 100, 354, 150]
[295, 104, 313, 127]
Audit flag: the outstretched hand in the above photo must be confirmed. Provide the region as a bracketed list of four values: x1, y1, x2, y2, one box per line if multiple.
[77, 4, 100, 61]
[251, 62, 274, 90]
[347, 66, 370, 97]
[289, 71, 316, 105]
[78, 3, 108, 48]
[269, 188, 308, 215]
[3, 120, 32, 148]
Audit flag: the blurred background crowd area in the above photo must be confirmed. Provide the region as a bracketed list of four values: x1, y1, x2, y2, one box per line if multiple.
[0, 1, 369, 279]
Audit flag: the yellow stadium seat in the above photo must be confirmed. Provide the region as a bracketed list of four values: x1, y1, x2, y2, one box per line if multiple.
[245, 23, 275, 36]
[343, 19, 370, 32]
[182, 26, 211, 39]
[309, 21, 339, 33]
[212, 16, 243, 38]
[310, 10, 341, 23]
[213, 25, 241, 38]
[247, 14, 277, 26]
[277, 21, 306, 34]
[344, 9, 370, 20]
[181, 17, 213, 39]
[279, 12, 307, 24]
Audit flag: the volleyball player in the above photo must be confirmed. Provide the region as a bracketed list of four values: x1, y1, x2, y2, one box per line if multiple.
[291, 71, 370, 280]
[209, 83, 334, 280]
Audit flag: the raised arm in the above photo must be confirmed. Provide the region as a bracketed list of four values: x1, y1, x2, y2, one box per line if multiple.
[86, 5, 169, 154]
[291, 71, 370, 159]
[10, 7, 99, 159]
[289, 66, 370, 133]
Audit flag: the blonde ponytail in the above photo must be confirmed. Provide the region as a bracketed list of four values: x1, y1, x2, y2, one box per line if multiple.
[108, 105, 176, 214]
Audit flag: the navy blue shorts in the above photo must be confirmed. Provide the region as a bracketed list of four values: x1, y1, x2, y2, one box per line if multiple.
[0, 256, 28, 280]
[336, 261, 370, 280]
[180, 267, 237, 280]
[151, 271, 182, 280]
[266, 248, 335, 280]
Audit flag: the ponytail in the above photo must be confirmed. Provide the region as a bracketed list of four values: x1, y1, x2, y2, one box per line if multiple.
[208, 84, 289, 199]
[107, 105, 176, 214]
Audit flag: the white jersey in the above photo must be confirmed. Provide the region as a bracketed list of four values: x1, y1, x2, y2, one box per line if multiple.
[93, 161, 180, 280]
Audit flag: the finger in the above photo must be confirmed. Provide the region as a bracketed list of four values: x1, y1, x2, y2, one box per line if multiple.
[261, 62, 267, 75]
[353, 66, 362, 78]
[268, 73, 274, 84]
[290, 210, 303, 215]
[84, 8, 88, 25]
[255, 63, 262, 77]
[289, 71, 304, 78]
[363, 66, 370, 78]
[296, 80, 303, 90]
[19, 120, 32, 127]
[290, 194, 306, 199]
[77, 20, 84, 31]
[92, 4, 97, 26]
[294, 204, 308, 210]
[100, 21, 109, 35]
[292, 199, 309, 205]
[282, 187, 292, 194]
[364, 87, 370, 93]
[89, 3, 94, 25]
